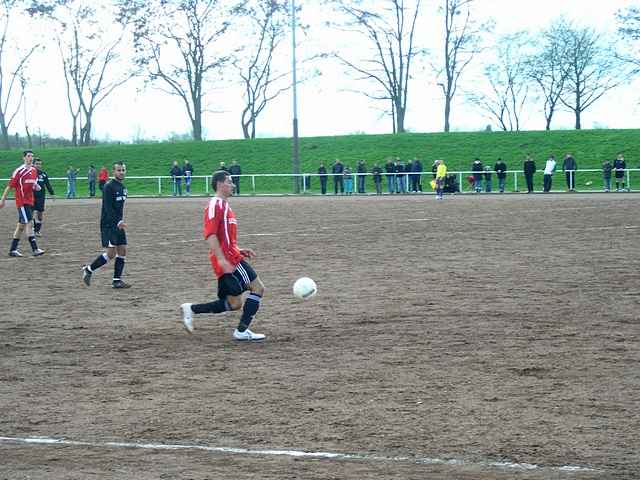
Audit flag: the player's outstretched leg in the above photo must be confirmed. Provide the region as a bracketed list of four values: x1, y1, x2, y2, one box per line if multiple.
[180, 299, 231, 333]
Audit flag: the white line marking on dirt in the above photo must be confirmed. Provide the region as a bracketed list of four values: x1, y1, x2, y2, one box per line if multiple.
[0, 436, 596, 474]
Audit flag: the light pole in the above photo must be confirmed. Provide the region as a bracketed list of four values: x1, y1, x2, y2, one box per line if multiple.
[291, 0, 300, 193]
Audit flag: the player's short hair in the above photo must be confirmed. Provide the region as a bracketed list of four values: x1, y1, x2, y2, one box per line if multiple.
[34, 157, 41, 162]
[212, 170, 230, 191]
[112, 161, 125, 168]
[23, 150, 33, 157]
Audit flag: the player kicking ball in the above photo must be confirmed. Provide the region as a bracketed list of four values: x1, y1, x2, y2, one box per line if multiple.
[180, 170, 266, 341]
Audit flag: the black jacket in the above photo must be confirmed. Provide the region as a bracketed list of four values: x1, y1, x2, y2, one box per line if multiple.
[523, 160, 536, 176]
[35, 169, 55, 197]
[385, 162, 396, 175]
[170, 166, 183, 178]
[494, 161, 507, 179]
[101, 179, 127, 228]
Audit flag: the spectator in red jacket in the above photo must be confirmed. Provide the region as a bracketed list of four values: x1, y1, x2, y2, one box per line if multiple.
[98, 166, 109, 193]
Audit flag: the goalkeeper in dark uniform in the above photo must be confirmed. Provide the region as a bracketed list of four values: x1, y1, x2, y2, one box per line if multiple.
[82, 161, 130, 289]
[33, 158, 55, 236]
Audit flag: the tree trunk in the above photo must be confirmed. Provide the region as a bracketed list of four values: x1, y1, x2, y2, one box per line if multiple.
[25, 124, 32, 148]
[71, 121, 78, 147]
[391, 100, 396, 134]
[192, 117, 202, 141]
[80, 117, 92, 146]
[444, 96, 451, 132]
[396, 105, 405, 133]
[574, 91, 581, 130]
[192, 94, 203, 141]
[242, 122, 250, 139]
[0, 120, 10, 150]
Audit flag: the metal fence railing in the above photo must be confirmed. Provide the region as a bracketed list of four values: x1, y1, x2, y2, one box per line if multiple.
[1, 169, 637, 197]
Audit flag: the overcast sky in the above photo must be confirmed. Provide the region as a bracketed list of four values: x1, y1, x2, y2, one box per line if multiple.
[15, 0, 640, 142]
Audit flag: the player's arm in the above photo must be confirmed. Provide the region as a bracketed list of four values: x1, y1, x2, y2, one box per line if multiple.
[45, 176, 55, 196]
[239, 248, 256, 259]
[206, 234, 234, 273]
[0, 184, 10, 208]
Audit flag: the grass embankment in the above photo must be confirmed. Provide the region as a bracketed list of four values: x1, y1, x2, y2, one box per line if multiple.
[0, 129, 637, 195]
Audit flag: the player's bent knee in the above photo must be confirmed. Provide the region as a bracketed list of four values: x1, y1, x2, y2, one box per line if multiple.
[250, 278, 265, 296]
[227, 296, 243, 310]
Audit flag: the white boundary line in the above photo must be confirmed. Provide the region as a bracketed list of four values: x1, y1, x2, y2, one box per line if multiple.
[0, 436, 596, 474]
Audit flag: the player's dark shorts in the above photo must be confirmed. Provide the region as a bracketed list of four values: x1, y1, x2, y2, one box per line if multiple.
[218, 260, 257, 299]
[101, 224, 127, 248]
[33, 194, 45, 212]
[17, 205, 33, 224]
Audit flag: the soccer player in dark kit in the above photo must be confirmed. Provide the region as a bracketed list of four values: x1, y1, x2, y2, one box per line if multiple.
[0, 150, 45, 257]
[33, 157, 55, 236]
[82, 161, 131, 289]
[180, 170, 266, 341]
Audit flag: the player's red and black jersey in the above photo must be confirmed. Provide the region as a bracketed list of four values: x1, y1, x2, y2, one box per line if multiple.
[101, 179, 127, 228]
[203, 197, 244, 278]
[34, 169, 55, 199]
[8, 164, 38, 207]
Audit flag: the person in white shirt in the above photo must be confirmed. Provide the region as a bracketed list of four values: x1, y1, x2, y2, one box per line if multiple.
[543, 155, 557, 192]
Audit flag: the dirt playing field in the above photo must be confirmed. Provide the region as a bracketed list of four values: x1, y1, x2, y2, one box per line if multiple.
[0, 192, 638, 479]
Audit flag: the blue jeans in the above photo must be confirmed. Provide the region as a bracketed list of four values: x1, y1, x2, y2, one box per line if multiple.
[344, 178, 353, 194]
[172, 179, 182, 196]
[386, 176, 394, 193]
[66, 181, 76, 198]
[497, 177, 505, 192]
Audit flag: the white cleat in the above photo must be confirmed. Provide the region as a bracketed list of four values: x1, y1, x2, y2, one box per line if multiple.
[32, 248, 45, 257]
[181, 303, 194, 333]
[233, 328, 265, 342]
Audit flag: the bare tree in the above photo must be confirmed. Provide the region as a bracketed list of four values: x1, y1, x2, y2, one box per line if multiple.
[559, 22, 627, 130]
[617, 6, 640, 70]
[324, 0, 423, 134]
[235, 0, 290, 139]
[0, 0, 38, 150]
[468, 32, 530, 131]
[436, 0, 487, 132]
[30, 0, 135, 146]
[525, 20, 571, 130]
[119, 0, 245, 141]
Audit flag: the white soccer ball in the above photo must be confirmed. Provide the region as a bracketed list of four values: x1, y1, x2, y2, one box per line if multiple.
[293, 277, 317, 300]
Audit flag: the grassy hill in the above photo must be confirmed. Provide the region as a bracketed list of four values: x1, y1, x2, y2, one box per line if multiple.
[0, 129, 637, 194]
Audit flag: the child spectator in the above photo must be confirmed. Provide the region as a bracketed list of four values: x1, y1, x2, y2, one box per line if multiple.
[343, 166, 353, 195]
[483, 165, 492, 192]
